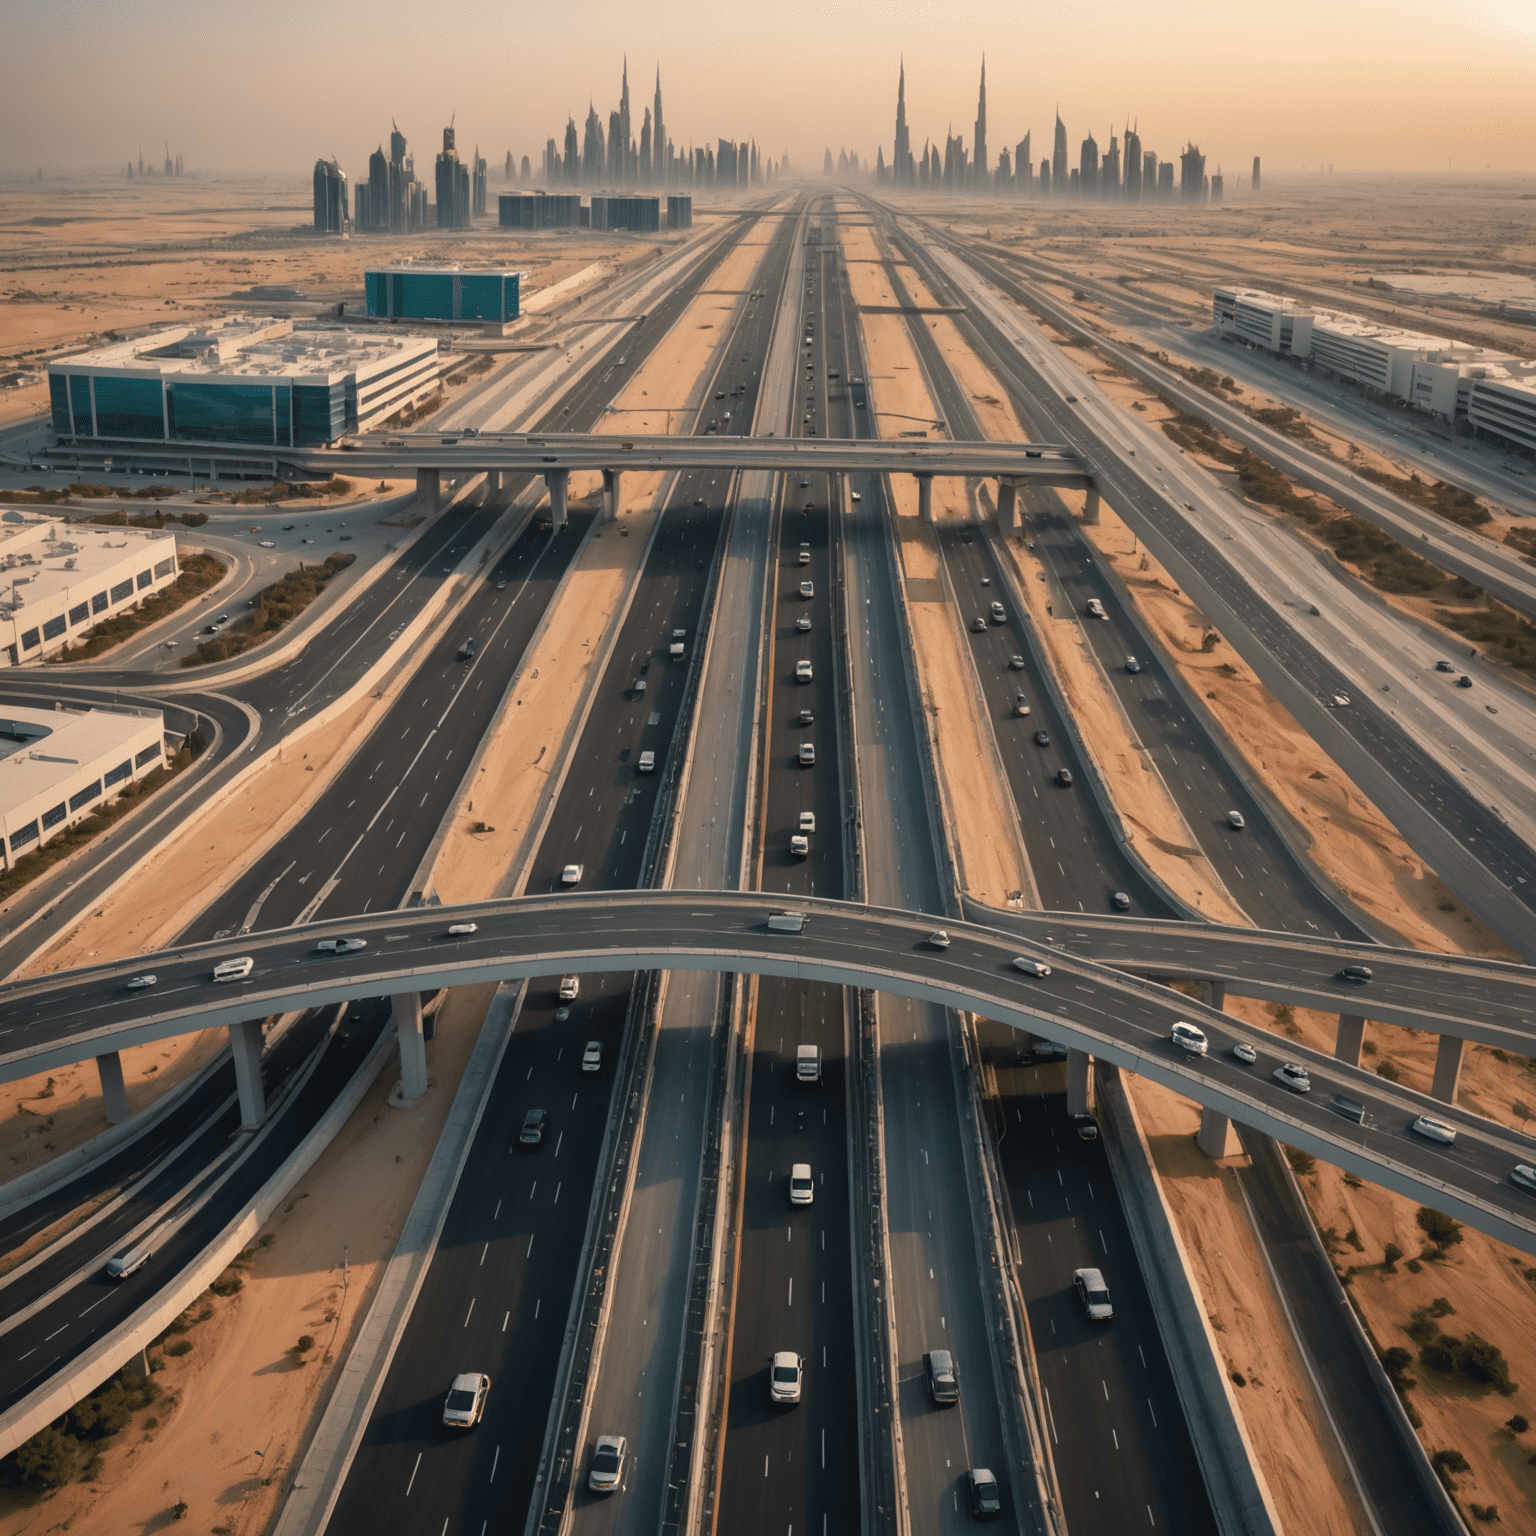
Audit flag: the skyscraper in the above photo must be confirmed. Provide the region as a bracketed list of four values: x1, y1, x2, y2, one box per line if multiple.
[1079, 132, 1098, 196]
[1123, 124, 1142, 200]
[1052, 113, 1068, 195]
[472, 146, 487, 218]
[653, 70, 666, 184]
[639, 111, 652, 183]
[1252, 155, 1261, 193]
[1179, 142, 1206, 203]
[1015, 132, 1031, 196]
[435, 123, 470, 228]
[563, 119, 579, 184]
[313, 157, 348, 233]
[618, 58, 633, 183]
[1101, 133, 1120, 195]
[583, 106, 605, 183]
[972, 58, 987, 191]
[893, 60, 912, 186]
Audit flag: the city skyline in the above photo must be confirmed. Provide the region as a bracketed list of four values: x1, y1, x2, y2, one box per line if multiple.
[6, 0, 1535, 175]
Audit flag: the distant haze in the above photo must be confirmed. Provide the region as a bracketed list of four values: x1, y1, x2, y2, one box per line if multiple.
[4, 0, 1534, 177]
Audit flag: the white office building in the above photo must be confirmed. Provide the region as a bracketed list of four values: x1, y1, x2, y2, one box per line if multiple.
[0, 703, 166, 869]
[1214, 286, 1536, 450]
[0, 514, 180, 666]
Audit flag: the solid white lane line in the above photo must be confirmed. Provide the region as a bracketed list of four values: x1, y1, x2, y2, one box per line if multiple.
[464, 1299, 475, 1327]
[406, 1452, 422, 1496]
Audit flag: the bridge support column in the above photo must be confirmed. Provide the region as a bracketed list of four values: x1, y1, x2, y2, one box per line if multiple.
[392, 992, 429, 1105]
[915, 472, 934, 524]
[1197, 1105, 1237, 1159]
[1083, 482, 1101, 526]
[544, 468, 569, 532]
[229, 1019, 266, 1130]
[997, 477, 1022, 532]
[124, 1346, 152, 1379]
[1201, 978, 1226, 1011]
[1066, 1049, 1091, 1116]
[601, 468, 621, 523]
[1335, 1014, 1366, 1068]
[416, 467, 441, 515]
[95, 1050, 129, 1125]
[484, 469, 504, 506]
[1431, 1033, 1465, 1105]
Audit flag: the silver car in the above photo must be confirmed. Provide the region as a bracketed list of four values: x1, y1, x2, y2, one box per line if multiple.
[1074, 1266, 1114, 1322]
[588, 1434, 627, 1493]
[1411, 1114, 1456, 1145]
[1273, 1062, 1312, 1094]
[442, 1372, 490, 1428]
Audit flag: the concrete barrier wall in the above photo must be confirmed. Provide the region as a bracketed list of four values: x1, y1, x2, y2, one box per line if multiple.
[1095, 1062, 1284, 1536]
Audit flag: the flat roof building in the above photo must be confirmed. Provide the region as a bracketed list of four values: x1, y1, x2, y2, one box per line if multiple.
[48, 318, 440, 449]
[589, 195, 660, 232]
[0, 702, 166, 869]
[499, 192, 581, 229]
[0, 513, 179, 666]
[365, 265, 525, 325]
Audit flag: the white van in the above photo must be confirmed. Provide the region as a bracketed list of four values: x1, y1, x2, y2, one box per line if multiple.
[213, 957, 254, 983]
[768, 911, 807, 934]
[637, 750, 656, 773]
[796, 1043, 821, 1083]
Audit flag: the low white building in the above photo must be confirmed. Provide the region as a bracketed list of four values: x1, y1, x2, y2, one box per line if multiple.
[0, 513, 180, 666]
[0, 703, 166, 869]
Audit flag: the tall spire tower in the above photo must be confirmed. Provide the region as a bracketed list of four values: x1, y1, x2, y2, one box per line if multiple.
[893, 58, 911, 185]
[653, 68, 665, 184]
[619, 56, 633, 183]
[973, 57, 987, 189]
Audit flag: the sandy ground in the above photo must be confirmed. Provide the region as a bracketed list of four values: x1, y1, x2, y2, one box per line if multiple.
[1290, 1134, 1536, 1529]
[838, 214, 1029, 906]
[0, 980, 496, 1536]
[1123, 1073, 1366, 1535]
[0, 171, 711, 426]
[0, 212, 785, 1531]
[1082, 503, 1519, 958]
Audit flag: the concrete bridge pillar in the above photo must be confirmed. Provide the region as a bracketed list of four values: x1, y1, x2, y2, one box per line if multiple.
[229, 1019, 266, 1129]
[484, 469, 504, 506]
[392, 991, 429, 1104]
[997, 478, 1022, 532]
[545, 468, 569, 532]
[1197, 1105, 1236, 1158]
[416, 467, 441, 515]
[95, 1050, 129, 1125]
[601, 468, 622, 523]
[1083, 482, 1101, 526]
[1430, 1033, 1465, 1104]
[914, 473, 934, 524]
[1335, 1014, 1366, 1067]
[1201, 978, 1226, 1011]
[1066, 1048, 1091, 1116]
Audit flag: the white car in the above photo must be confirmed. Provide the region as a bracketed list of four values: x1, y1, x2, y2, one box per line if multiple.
[1170, 1021, 1208, 1055]
[1086, 598, 1107, 619]
[581, 1041, 602, 1073]
[798, 742, 815, 766]
[1074, 1266, 1114, 1322]
[1012, 956, 1051, 978]
[1231, 1041, 1257, 1064]
[125, 974, 157, 990]
[796, 615, 811, 632]
[561, 863, 584, 886]
[789, 1163, 814, 1205]
[790, 834, 809, 858]
[798, 580, 814, 599]
[1228, 810, 1246, 829]
[850, 490, 861, 502]
[1511, 1165, 1536, 1194]
[447, 922, 478, 936]
[314, 937, 367, 954]
[769, 1351, 803, 1404]
[1273, 1062, 1312, 1094]
[1411, 1114, 1456, 1145]
[212, 957, 254, 983]
[798, 811, 816, 834]
[929, 931, 952, 949]
[588, 1433, 627, 1493]
[795, 659, 813, 683]
[559, 975, 579, 1001]
[442, 1372, 490, 1428]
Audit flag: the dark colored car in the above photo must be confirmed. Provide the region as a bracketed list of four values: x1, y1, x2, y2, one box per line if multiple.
[518, 1108, 547, 1148]
[967, 1467, 1002, 1520]
[1337, 964, 1373, 985]
[1033, 729, 1050, 747]
[1057, 767, 1074, 787]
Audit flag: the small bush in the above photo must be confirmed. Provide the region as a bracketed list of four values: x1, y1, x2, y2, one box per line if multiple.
[1284, 1146, 1316, 1177]
[1406, 1258, 1423, 1274]
[182, 552, 355, 668]
[1229, 1370, 1246, 1387]
[297, 1334, 315, 1353]
[1, 1425, 76, 1490]
[1379, 1346, 1416, 1393]
[1426, 1296, 1456, 1317]
[1432, 1449, 1470, 1494]
[1507, 1414, 1529, 1434]
[172, 1499, 188, 1520]
[1375, 1060, 1401, 1082]
[209, 1272, 243, 1298]
[1382, 1242, 1404, 1270]
[1460, 1334, 1517, 1395]
[1469, 1505, 1500, 1523]
[162, 1339, 192, 1358]
[1345, 1227, 1365, 1252]
[1417, 1207, 1463, 1252]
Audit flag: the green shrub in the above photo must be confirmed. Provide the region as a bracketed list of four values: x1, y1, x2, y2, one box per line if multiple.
[53, 552, 226, 662]
[1284, 1146, 1315, 1176]
[1379, 1346, 1416, 1392]
[1507, 1414, 1528, 1434]
[1382, 1242, 1404, 1270]
[1, 1425, 76, 1490]
[1469, 1505, 1500, 1523]
[209, 1272, 243, 1298]
[162, 1339, 192, 1358]
[1417, 1208, 1463, 1251]
[182, 553, 355, 668]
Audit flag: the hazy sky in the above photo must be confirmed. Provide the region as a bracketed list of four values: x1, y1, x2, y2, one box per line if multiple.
[4, 0, 1535, 178]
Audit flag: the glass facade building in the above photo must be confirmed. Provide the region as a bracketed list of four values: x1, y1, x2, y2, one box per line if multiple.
[365, 266, 523, 323]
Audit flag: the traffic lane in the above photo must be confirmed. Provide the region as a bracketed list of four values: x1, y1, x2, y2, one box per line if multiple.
[714, 988, 858, 1536]
[1027, 509, 1357, 937]
[0, 1003, 386, 1412]
[984, 1038, 1217, 1535]
[942, 241, 1536, 917]
[936, 521, 1170, 916]
[328, 979, 628, 1534]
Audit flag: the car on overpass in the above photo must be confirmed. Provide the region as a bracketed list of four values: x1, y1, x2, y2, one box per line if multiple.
[588, 1434, 627, 1493]
[1012, 955, 1051, 978]
[125, 974, 157, 990]
[967, 1468, 1002, 1521]
[213, 958, 253, 983]
[770, 1351, 804, 1405]
[1074, 1266, 1114, 1322]
[1337, 963, 1373, 985]
[924, 1348, 960, 1405]
[581, 1041, 602, 1073]
[1232, 1041, 1258, 1064]
[441, 1372, 490, 1429]
[559, 975, 579, 1001]
[789, 1163, 814, 1205]
[315, 937, 367, 955]
[518, 1108, 547, 1148]
[1170, 1021, 1208, 1056]
[1412, 1114, 1457, 1145]
[796, 660, 813, 683]
[561, 863, 584, 886]
[1273, 1062, 1313, 1094]
[798, 742, 815, 766]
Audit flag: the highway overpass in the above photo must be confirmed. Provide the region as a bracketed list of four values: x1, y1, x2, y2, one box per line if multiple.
[3, 890, 1534, 1255]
